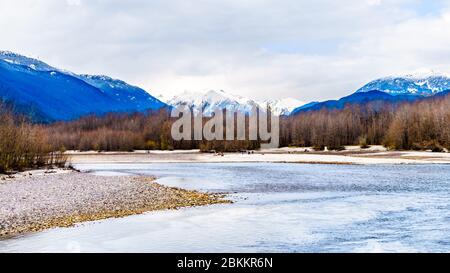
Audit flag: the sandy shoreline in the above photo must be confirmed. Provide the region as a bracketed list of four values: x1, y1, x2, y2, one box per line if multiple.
[68, 147, 450, 165]
[0, 172, 229, 238]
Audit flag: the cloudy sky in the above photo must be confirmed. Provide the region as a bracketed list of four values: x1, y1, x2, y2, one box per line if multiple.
[1, 0, 450, 101]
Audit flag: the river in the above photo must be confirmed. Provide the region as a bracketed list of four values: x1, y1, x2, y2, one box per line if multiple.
[1, 163, 449, 252]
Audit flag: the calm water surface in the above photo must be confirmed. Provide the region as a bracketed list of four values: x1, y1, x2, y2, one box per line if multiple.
[1, 163, 450, 253]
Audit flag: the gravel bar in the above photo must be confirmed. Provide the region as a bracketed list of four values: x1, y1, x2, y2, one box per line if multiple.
[0, 172, 229, 238]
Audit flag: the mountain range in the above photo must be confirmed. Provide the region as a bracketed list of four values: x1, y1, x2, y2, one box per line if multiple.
[292, 71, 450, 114]
[161, 72, 450, 116]
[159, 90, 305, 116]
[1, 51, 450, 121]
[0, 51, 166, 121]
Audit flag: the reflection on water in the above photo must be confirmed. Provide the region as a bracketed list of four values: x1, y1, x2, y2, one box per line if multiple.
[1, 163, 450, 253]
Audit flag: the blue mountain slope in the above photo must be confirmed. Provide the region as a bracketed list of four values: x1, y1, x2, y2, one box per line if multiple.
[0, 61, 114, 121]
[291, 90, 421, 115]
[292, 101, 319, 112]
[0, 51, 167, 122]
[78, 75, 166, 112]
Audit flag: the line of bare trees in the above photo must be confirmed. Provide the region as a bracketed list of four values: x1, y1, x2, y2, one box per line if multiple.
[46, 110, 171, 152]
[0, 105, 66, 173]
[44, 109, 261, 152]
[280, 103, 396, 150]
[281, 93, 450, 151]
[384, 94, 450, 150]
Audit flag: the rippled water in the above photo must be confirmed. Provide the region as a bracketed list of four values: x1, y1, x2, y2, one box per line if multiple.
[1, 163, 450, 253]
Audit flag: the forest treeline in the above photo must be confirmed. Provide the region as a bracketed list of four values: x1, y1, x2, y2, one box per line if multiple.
[281, 92, 450, 151]
[46, 109, 260, 152]
[1, 92, 450, 172]
[44, 91, 450, 152]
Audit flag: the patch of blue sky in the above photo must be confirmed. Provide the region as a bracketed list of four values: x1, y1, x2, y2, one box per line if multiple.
[410, 0, 448, 17]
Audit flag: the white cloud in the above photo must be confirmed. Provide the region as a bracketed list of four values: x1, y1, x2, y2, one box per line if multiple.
[367, 0, 382, 6]
[0, 0, 449, 102]
[66, 0, 81, 6]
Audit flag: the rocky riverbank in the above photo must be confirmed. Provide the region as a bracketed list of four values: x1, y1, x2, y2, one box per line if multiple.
[0, 172, 229, 238]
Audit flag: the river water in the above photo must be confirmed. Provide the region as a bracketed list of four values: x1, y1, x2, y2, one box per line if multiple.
[1, 163, 450, 253]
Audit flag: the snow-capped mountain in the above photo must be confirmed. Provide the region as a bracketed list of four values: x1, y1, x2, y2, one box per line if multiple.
[162, 90, 258, 115]
[0, 51, 166, 121]
[160, 90, 305, 116]
[293, 71, 450, 115]
[260, 98, 306, 116]
[0, 51, 56, 71]
[356, 71, 450, 96]
[291, 90, 421, 115]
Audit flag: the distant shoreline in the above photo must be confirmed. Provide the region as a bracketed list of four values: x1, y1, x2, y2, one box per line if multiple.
[67, 146, 450, 165]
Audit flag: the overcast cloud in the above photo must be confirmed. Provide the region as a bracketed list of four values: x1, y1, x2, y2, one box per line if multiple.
[1, 0, 450, 101]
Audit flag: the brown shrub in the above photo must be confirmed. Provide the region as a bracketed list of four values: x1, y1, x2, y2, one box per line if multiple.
[0, 109, 67, 173]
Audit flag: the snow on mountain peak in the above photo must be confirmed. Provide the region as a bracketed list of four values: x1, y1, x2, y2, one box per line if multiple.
[399, 69, 450, 79]
[356, 71, 450, 96]
[261, 98, 306, 116]
[79, 74, 130, 89]
[0, 50, 56, 71]
[163, 90, 305, 116]
[162, 90, 254, 115]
